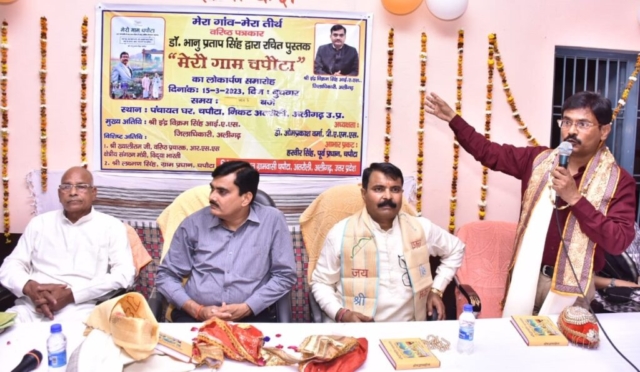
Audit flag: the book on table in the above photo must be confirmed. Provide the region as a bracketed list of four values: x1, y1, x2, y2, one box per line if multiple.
[510, 315, 568, 346]
[156, 332, 193, 362]
[379, 338, 440, 370]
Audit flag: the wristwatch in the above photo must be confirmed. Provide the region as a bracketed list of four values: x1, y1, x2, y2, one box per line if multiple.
[608, 278, 616, 288]
[430, 288, 443, 298]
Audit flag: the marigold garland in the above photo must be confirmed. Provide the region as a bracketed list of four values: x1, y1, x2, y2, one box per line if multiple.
[1, 21, 9, 242]
[479, 35, 495, 221]
[416, 32, 427, 214]
[448, 30, 464, 233]
[611, 53, 640, 121]
[40, 17, 48, 191]
[80, 16, 88, 168]
[384, 28, 394, 163]
[491, 34, 539, 146]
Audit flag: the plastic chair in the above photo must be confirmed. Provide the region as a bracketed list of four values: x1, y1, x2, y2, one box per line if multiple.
[454, 220, 518, 319]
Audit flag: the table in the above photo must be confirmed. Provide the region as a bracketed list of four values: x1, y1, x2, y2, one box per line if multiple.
[1, 313, 638, 371]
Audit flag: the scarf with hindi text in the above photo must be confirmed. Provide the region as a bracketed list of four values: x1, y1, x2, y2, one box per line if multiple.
[340, 209, 433, 320]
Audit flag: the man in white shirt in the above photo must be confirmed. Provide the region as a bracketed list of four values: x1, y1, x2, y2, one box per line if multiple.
[0, 166, 135, 323]
[311, 162, 465, 322]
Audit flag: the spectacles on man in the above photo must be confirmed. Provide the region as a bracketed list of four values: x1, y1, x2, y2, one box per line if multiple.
[398, 255, 412, 287]
[59, 183, 93, 192]
[556, 119, 600, 131]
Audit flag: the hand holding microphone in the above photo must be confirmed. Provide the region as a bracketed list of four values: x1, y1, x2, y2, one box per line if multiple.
[551, 141, 581, 206]
[10, 349, 42, 372]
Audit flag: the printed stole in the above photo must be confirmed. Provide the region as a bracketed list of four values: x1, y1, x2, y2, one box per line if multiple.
[340, 209, 432, 320]
[504, 146, 619, 304]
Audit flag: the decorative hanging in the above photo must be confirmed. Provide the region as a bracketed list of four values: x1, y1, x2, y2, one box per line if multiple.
[384, 28, 394, 163]
[611, 53, 640, 121]
[479, 35, 495, 220]
[40, 17, 48, 191]
[416, 32, 427, 214]
[1, 21, 9, 242]
[491, 34, 539, 146]
[80, 16, 88, 168]
[448, 29, 463, 233]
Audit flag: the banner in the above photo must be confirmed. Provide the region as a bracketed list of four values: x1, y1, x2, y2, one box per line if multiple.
[95, 4, 372, 176]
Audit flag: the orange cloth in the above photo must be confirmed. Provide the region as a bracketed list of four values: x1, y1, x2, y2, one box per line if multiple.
[302, 338, 368, 372]
[124, 223, 152, 277]
[192, 317, 368, 371]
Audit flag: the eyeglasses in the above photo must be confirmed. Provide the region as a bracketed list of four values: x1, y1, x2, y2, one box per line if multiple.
[557, 119, 600, 131]
[398, 255, 412, 287]
[59, 183, 93, 192]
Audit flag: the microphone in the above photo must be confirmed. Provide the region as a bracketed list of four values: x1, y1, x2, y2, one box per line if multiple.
[557, 141, 573, 169]
[10, 349, 42, 372]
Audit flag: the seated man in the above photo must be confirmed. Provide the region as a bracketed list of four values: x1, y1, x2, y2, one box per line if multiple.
[311, 162, 465, 322]
[592, 223, 640, 313]
[156, 161, 296, 323]
[0, 166, 135, 323]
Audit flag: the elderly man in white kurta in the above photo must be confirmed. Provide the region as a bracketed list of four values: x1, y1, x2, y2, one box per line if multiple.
[311, 162, 465, 322]
[0, 167, 135, 323]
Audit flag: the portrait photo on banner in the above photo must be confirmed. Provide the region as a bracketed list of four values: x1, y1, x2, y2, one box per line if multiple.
[313, 23, 361, 77]
[110, 16, 165, 101]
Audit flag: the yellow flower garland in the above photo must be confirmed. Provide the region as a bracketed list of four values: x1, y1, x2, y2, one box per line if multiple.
[81, 16, 88, 168]
[479, 35, 495, 220]
[449, 30, 464, 233]
[611, 53, 640, 121]
[416, 32, 427, 214]
[491, 34, 539, 146]
[40, 17, 48, 191]
[1, 21, 9, 242]
[384, 28, 394, 163]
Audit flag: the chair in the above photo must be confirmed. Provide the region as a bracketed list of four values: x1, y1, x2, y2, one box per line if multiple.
[300, 183, 480, 322]
[454, 220, 518, 319]
[154, 186, 292, 322]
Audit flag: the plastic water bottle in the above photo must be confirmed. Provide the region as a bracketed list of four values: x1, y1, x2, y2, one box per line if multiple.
[457, 304, 475, 354]
[47, 323, 67, 371]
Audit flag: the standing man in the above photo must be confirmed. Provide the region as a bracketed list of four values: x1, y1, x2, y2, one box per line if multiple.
[141, 73, 151, 99]
[425, 91, 636, 317]
[111, 51, 133, 99]
[0, 167, 135, 323]
[314, 24, 359, 76]
[311, 162, 464, 322]
[156, 161, 296, 323]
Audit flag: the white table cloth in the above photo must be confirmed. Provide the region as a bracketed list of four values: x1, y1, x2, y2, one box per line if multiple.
[1, 313, 638, 371]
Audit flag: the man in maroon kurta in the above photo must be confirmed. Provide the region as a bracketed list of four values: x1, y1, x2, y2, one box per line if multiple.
[425, 91, 636, 313]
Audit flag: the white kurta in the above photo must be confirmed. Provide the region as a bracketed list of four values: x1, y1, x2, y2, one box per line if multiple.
[311, 214, 465, 322]
[0, 209, 135, 323]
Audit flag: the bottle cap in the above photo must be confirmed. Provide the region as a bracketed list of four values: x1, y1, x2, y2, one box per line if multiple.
[50, 323, 62, 333]
[463, 304, 473, 312]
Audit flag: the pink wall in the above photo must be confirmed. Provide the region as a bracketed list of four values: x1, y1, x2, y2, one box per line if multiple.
[1, 0, 639, 233]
